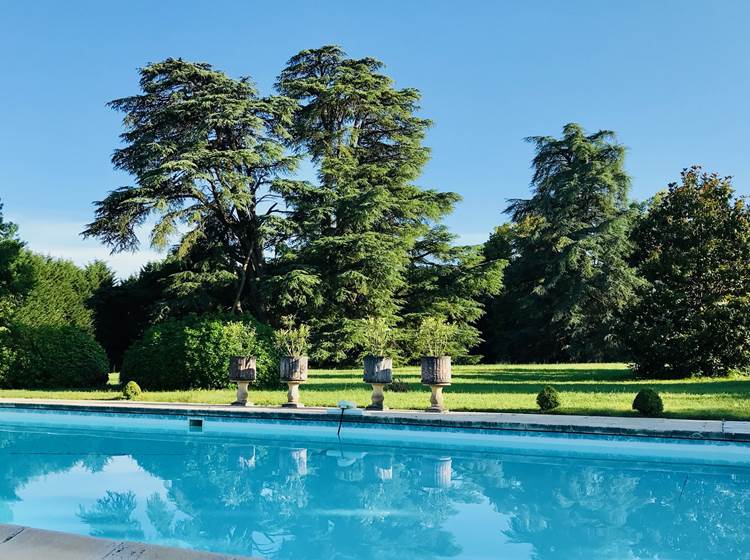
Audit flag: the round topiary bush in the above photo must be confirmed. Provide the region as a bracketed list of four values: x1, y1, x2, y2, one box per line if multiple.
[536, 385, 561, 412]
[632, 388, 664, 416]
[0, 324, 109, 389]
[121, 314, 279, 391]
[122, 380, 142, 400]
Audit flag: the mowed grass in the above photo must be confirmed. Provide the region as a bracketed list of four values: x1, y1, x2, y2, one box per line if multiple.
[0, 364, 750, 420]
[2, 363, 750, 420]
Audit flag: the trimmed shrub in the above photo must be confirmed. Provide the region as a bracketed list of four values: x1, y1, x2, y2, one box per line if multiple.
[536, 385, 561, 412]
[632, 388, 664, 416]
[121, 314, 279, 391]
[0, 324, 108, 388]
[122, 381, 142, 400]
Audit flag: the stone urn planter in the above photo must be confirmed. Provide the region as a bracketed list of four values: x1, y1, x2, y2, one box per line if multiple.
[229, 356, 257, 406]
[421, 356, 452, 412]
[279, 355, 308, 408]
[363, 356, 393, 410]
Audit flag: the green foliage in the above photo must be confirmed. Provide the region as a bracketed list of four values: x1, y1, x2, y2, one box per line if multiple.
[352, 317, 396, 357]
[274, 46, 461, 363]
[90, 256, 237, 369]
[402, 225, 504, 360]
[0, 210, 112, 389]
[274, 317, 310, 357]
[0, 324, 108, 389]
[536, 385, 561, 411]
[122, 381, 142, 400]
[485, 124, 641, 363]
[83, 58, 304, 317]
[121, 314, 278, 390]
[632, 388, 664, 416]
[0, 202, 34, 323]
[625, 167, 750, 378]
[413, 316, 459, 357]
[12, 254, 110, 335]
[80, 50, 502, 366]
[0, 327, 16, 386]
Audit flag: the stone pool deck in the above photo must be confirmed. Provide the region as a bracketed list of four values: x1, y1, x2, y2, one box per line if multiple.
[0, 524, 256, 559]
[1, 397, 749, 442]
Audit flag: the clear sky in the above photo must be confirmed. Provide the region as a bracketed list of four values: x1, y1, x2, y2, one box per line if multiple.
[1, 0, 749, 277]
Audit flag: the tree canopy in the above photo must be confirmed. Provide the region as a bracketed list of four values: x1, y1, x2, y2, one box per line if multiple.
[625, 167, 750, 377]
[484, 123, 641, 362]
[4, 49, 747, 380]
[273, 46, 463, 362]
[0, 202, 33, 319]
[83, 58, 303, 318]
[81, 51, 497, 365]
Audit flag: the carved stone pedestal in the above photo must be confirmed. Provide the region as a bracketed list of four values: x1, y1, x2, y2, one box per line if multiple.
[232, 381, 252, 406]
[282, 381, 304, 408]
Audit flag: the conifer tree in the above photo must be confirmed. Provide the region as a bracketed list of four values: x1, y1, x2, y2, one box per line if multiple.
[485, 124, 641, 362]
[83, 58, 302, 318]
[0, 201, 33, 370]
[401, 225, 504, 359]
[0, 201, 32, 312]
[275, 46, 457, 361]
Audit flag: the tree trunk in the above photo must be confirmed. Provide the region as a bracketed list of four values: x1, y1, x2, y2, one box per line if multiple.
[232, 250, 253, 314]
[234, 208, 268, 320]
[246, 235, 266, 321]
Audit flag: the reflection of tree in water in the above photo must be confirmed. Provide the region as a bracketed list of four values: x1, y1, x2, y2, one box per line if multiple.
[78, 490, 143, 540]
[146, 493, 174, 537]
[0, 429, 102, 520]
[132, 441, 467, 559]
[466, 456, 750, 560]
[631, 470, 750, 560]
[268, 451, 466, 560]
[3, 424, 750, 560]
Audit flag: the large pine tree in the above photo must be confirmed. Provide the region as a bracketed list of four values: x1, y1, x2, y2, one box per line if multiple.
[485, 124, 641, 362]
[274, 46, 458, 362]
[83, 58, 302, 319]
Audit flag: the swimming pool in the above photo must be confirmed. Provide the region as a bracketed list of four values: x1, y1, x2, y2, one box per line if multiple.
[1, 406, 749, 559]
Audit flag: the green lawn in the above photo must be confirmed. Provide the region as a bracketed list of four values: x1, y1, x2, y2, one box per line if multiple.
[2, 363, 750, 420]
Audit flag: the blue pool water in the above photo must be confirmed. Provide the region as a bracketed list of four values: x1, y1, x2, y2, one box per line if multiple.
[1, 408, 749, 559]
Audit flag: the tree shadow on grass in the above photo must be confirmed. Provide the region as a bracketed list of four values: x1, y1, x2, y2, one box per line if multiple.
[0, 388, 123, 400]
[313, 367, 631, 382]
[303, 379, 750, 398]
[453, 368, 633, 383]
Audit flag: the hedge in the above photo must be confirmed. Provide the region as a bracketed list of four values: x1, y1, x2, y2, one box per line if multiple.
[121, 313, 279, 390]
[0, 324, 108, 388]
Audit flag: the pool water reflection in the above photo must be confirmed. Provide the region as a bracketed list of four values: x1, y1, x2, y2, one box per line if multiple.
[1, 419, 749, 559]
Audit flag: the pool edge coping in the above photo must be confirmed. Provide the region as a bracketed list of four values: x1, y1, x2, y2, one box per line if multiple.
[1, 398, 749, 443]
[0, 523, 258, 559]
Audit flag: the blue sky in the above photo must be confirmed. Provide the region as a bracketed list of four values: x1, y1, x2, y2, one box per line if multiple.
[1, 0, 749, 277]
